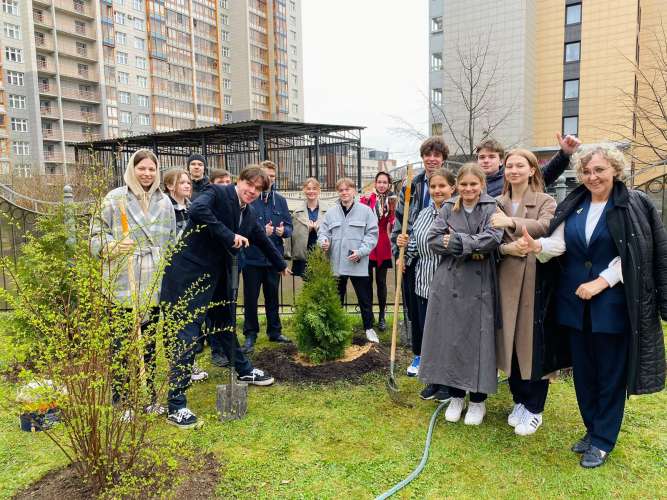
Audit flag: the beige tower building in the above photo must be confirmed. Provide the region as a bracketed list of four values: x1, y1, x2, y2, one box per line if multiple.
[430, 0, 666, 177]
[0, 0, 304, 177]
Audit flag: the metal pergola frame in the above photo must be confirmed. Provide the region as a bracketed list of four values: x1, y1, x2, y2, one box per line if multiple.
[75, 120, 365, 191]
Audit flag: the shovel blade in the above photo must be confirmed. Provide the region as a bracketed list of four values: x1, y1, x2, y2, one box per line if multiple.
[216, 383, 248, 422]
[386, 374, 414, 408]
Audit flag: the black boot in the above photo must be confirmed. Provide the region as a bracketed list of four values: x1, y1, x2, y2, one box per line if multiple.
[377, 310, 386, 331]
[241, 336, 256, 354]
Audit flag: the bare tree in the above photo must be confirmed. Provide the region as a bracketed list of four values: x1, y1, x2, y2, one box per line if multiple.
[614, 23, 667, 173]
[430, 33, 517, 158]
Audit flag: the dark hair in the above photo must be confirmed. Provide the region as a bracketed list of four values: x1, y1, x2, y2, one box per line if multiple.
[239, 165, 270, 190]
[502, 149, 544, 195]
[475, 138, 505, 158]
[420, 136, 449, 161]
[428, 168, 456, 187]
[375, 171, 392, 184]
[210, 168, 231, 183]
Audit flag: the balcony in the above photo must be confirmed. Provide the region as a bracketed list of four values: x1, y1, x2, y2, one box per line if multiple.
[54, 0, 95, 20]
[0, 129, 8, 139]
[40, 107, 59, 119]
[59, 45, 97, 62]
[34, 37, 55, 52]
[62, 109, 101, 123]
[43, 150, 65, 163]
[33, 0, 53, 6]
[33, 12, 53, 29]
[57, 23, 96, 41]
[60, 68, 98, 82]
[64, 131, 101, 143]
[38, 82, 57, 95]
[42, 127, 60, 140]
[60, 86, 100, 102]
[36, 59, 57, 75]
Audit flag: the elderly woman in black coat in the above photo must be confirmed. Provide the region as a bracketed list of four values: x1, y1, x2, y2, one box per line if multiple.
[519, 144, 667, 468]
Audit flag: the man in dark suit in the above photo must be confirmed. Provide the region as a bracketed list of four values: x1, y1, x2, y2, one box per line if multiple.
[161, 165, 290, 429]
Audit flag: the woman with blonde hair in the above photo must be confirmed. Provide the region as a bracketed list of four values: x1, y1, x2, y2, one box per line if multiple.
[291, 177, 325, 277]
[421, 163, 503, 425]
[163, 168, 192, 238]
[490, 148, 556, 436]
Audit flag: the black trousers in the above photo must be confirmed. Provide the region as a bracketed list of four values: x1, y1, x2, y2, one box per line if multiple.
[368, 263, 388, 316]
[568, 320, 628, 453]
[447, 386, 487, 403]
[337, 275, 373, 330]
[402, 263, 422, 355]
[413, 295, 428, 356]
[242, 265, 282, 340]
[508, 351, 549, 414]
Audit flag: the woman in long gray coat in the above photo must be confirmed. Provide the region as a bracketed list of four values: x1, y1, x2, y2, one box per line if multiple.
[421, 164, 503, 425]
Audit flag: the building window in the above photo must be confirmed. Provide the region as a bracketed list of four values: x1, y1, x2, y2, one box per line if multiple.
[133, 0, 142, 10]
[12, 141, 30, 155]
[221, 0, 229, 8]
[116, 51, 128, 65]
[115, 12, 125, 25]
[137, 76, 147, 88]
[8, 94, 25, 108]
[4, 22, 20, 39]
[566, 4, 582, 25]
[223, 95, 232, 105]
[431, 16, 443, 32]
[136, 56, 147, 69]
[221, 30, 230, 41]
[224, 111, 232, 121]
[431, 122, 443, 136]
[5, 47, 23, 63]
[1, 0, 19, 15]
[563, 116, 578, 136]
[119, 91, 130, 104]
[7, 70, 23, 85]
[116, 31, 127, 45]
[292, 103, 298, 114]
[289, 0, 295, 12]
[117, 71, 129, 84]
[565, 42, 580, 62]
[10, 118, 28, 132]
[431, 52, 443, 71]
[137, 94, 149, 107]
[107, 106, 117, 118]
[78, 63, 89, 77]
[222, 62, 231, 73]
[120, 111, 132, 124]
[223, 79, 231, 89]
[222, 46, 230, 57]
[134, 37, 145, 50]
[74, 20, 86, 35]
[431, 88, 443, 106]
[138, 113, 149, 125]
[134, 18, 144, 31]
[564, 79, 579, 99]
[221, 14, 229, 25]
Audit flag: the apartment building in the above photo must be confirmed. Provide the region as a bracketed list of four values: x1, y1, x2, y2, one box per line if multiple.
[429, 0, 664, 171]
[0, 0, 304, 177]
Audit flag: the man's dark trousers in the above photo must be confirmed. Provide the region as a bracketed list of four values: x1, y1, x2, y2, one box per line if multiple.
[242, 265, 282, 341]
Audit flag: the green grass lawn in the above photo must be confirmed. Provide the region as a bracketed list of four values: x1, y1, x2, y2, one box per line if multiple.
[1, 324, 665, 499]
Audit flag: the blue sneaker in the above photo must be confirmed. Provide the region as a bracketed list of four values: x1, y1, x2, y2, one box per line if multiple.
[407, 356, 420, 377]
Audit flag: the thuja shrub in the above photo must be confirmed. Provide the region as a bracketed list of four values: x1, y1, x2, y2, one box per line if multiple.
[294, 247, 352, 363]
[0, 162, 201, 494]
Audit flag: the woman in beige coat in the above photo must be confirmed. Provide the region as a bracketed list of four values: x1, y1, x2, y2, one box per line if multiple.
[291, 177, 326, 277]
[490, 149, 556, 436]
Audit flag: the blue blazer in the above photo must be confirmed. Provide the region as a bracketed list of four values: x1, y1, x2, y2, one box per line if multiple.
[556, 195, 629, 334]
[161, 184, 286, 306]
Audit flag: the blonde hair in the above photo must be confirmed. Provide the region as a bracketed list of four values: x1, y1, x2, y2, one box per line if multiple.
[502, 148, 544, 195]
[260, 160, 277, 172]
[572, 144, 627, 181]
[163, 168, 190, 193]
[453, 162, 486, 212]
[335, 177, 356, 190]
[302, 177, 321, 190]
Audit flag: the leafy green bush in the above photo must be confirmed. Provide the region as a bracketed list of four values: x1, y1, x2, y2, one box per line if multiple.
[294, 247, 352, 363]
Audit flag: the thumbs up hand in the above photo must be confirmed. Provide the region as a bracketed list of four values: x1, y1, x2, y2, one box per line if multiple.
[265, 221, 274, 236]
[275, 221, 285, 237]
[516, 226, 542, 255]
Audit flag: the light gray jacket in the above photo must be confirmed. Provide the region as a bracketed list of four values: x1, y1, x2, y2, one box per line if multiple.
[317, 201, 378, 277]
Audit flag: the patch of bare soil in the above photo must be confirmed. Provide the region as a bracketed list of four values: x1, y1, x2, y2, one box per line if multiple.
[13, 453, 220, 499]
[251, 336, 390, 383]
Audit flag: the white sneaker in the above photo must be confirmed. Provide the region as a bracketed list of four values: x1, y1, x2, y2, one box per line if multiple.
[507, 403, 526, 427]
[515, 410, 543, 436]
[464, 401, 486, 426]
[444, 397, 465, 422]
[145, 403, 166, 415]
[121, 409, 134, 423]
[365, 328, 379, 343]
[191, 362, 209, 382]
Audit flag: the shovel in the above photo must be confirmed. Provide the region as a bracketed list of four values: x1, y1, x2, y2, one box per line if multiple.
[216, 255, 249, 421]
[386, 165, 414, 408]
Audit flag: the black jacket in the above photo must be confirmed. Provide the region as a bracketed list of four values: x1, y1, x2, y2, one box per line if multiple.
[390, 171, 429, 258]
[190, 176, 211, 201]
[535, 181, 667, 395]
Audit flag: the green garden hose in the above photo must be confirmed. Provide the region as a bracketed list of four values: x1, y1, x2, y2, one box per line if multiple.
[375, 400, 448, 500]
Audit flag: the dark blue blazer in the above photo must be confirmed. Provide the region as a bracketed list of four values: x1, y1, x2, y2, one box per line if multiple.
[556, 195, 629, 334]
[244, 188, 293, 267]
[161, 184, 286, 306]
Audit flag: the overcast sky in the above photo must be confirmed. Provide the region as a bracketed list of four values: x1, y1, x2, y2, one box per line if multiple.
[302, 1, 428, 165]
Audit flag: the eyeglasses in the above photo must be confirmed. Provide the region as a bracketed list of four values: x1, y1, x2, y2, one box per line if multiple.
[581, 166, 611, 178]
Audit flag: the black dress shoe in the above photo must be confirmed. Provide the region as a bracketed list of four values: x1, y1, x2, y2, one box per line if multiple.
[571, 432, 591, 454]
[580, 445, 608, 468]
[378, 317, 386, 332]
[241, 336, 256, 353]
[211, 352, 229, 367]
[269, 334, 292, 343]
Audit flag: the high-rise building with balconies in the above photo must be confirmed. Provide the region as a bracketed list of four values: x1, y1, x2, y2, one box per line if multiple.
[0, 0, 304, 177]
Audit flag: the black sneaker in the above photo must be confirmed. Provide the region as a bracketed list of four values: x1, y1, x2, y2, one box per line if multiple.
[166, 407, 202, 429]
[571, 432, 592, 453]
[433, 387, 451, 402]
[238, 368, 275, 386]
[211, 352, 230, 367]
[269, 334, 292, 343]
[420, 384, 440, 400]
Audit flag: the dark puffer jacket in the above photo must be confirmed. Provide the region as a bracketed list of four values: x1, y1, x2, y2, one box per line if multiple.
[536, 181, 667, 395]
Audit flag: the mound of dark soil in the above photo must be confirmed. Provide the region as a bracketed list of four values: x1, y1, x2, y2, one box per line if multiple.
[251, 336, 390, 383]
[14, 453, 220, 499]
